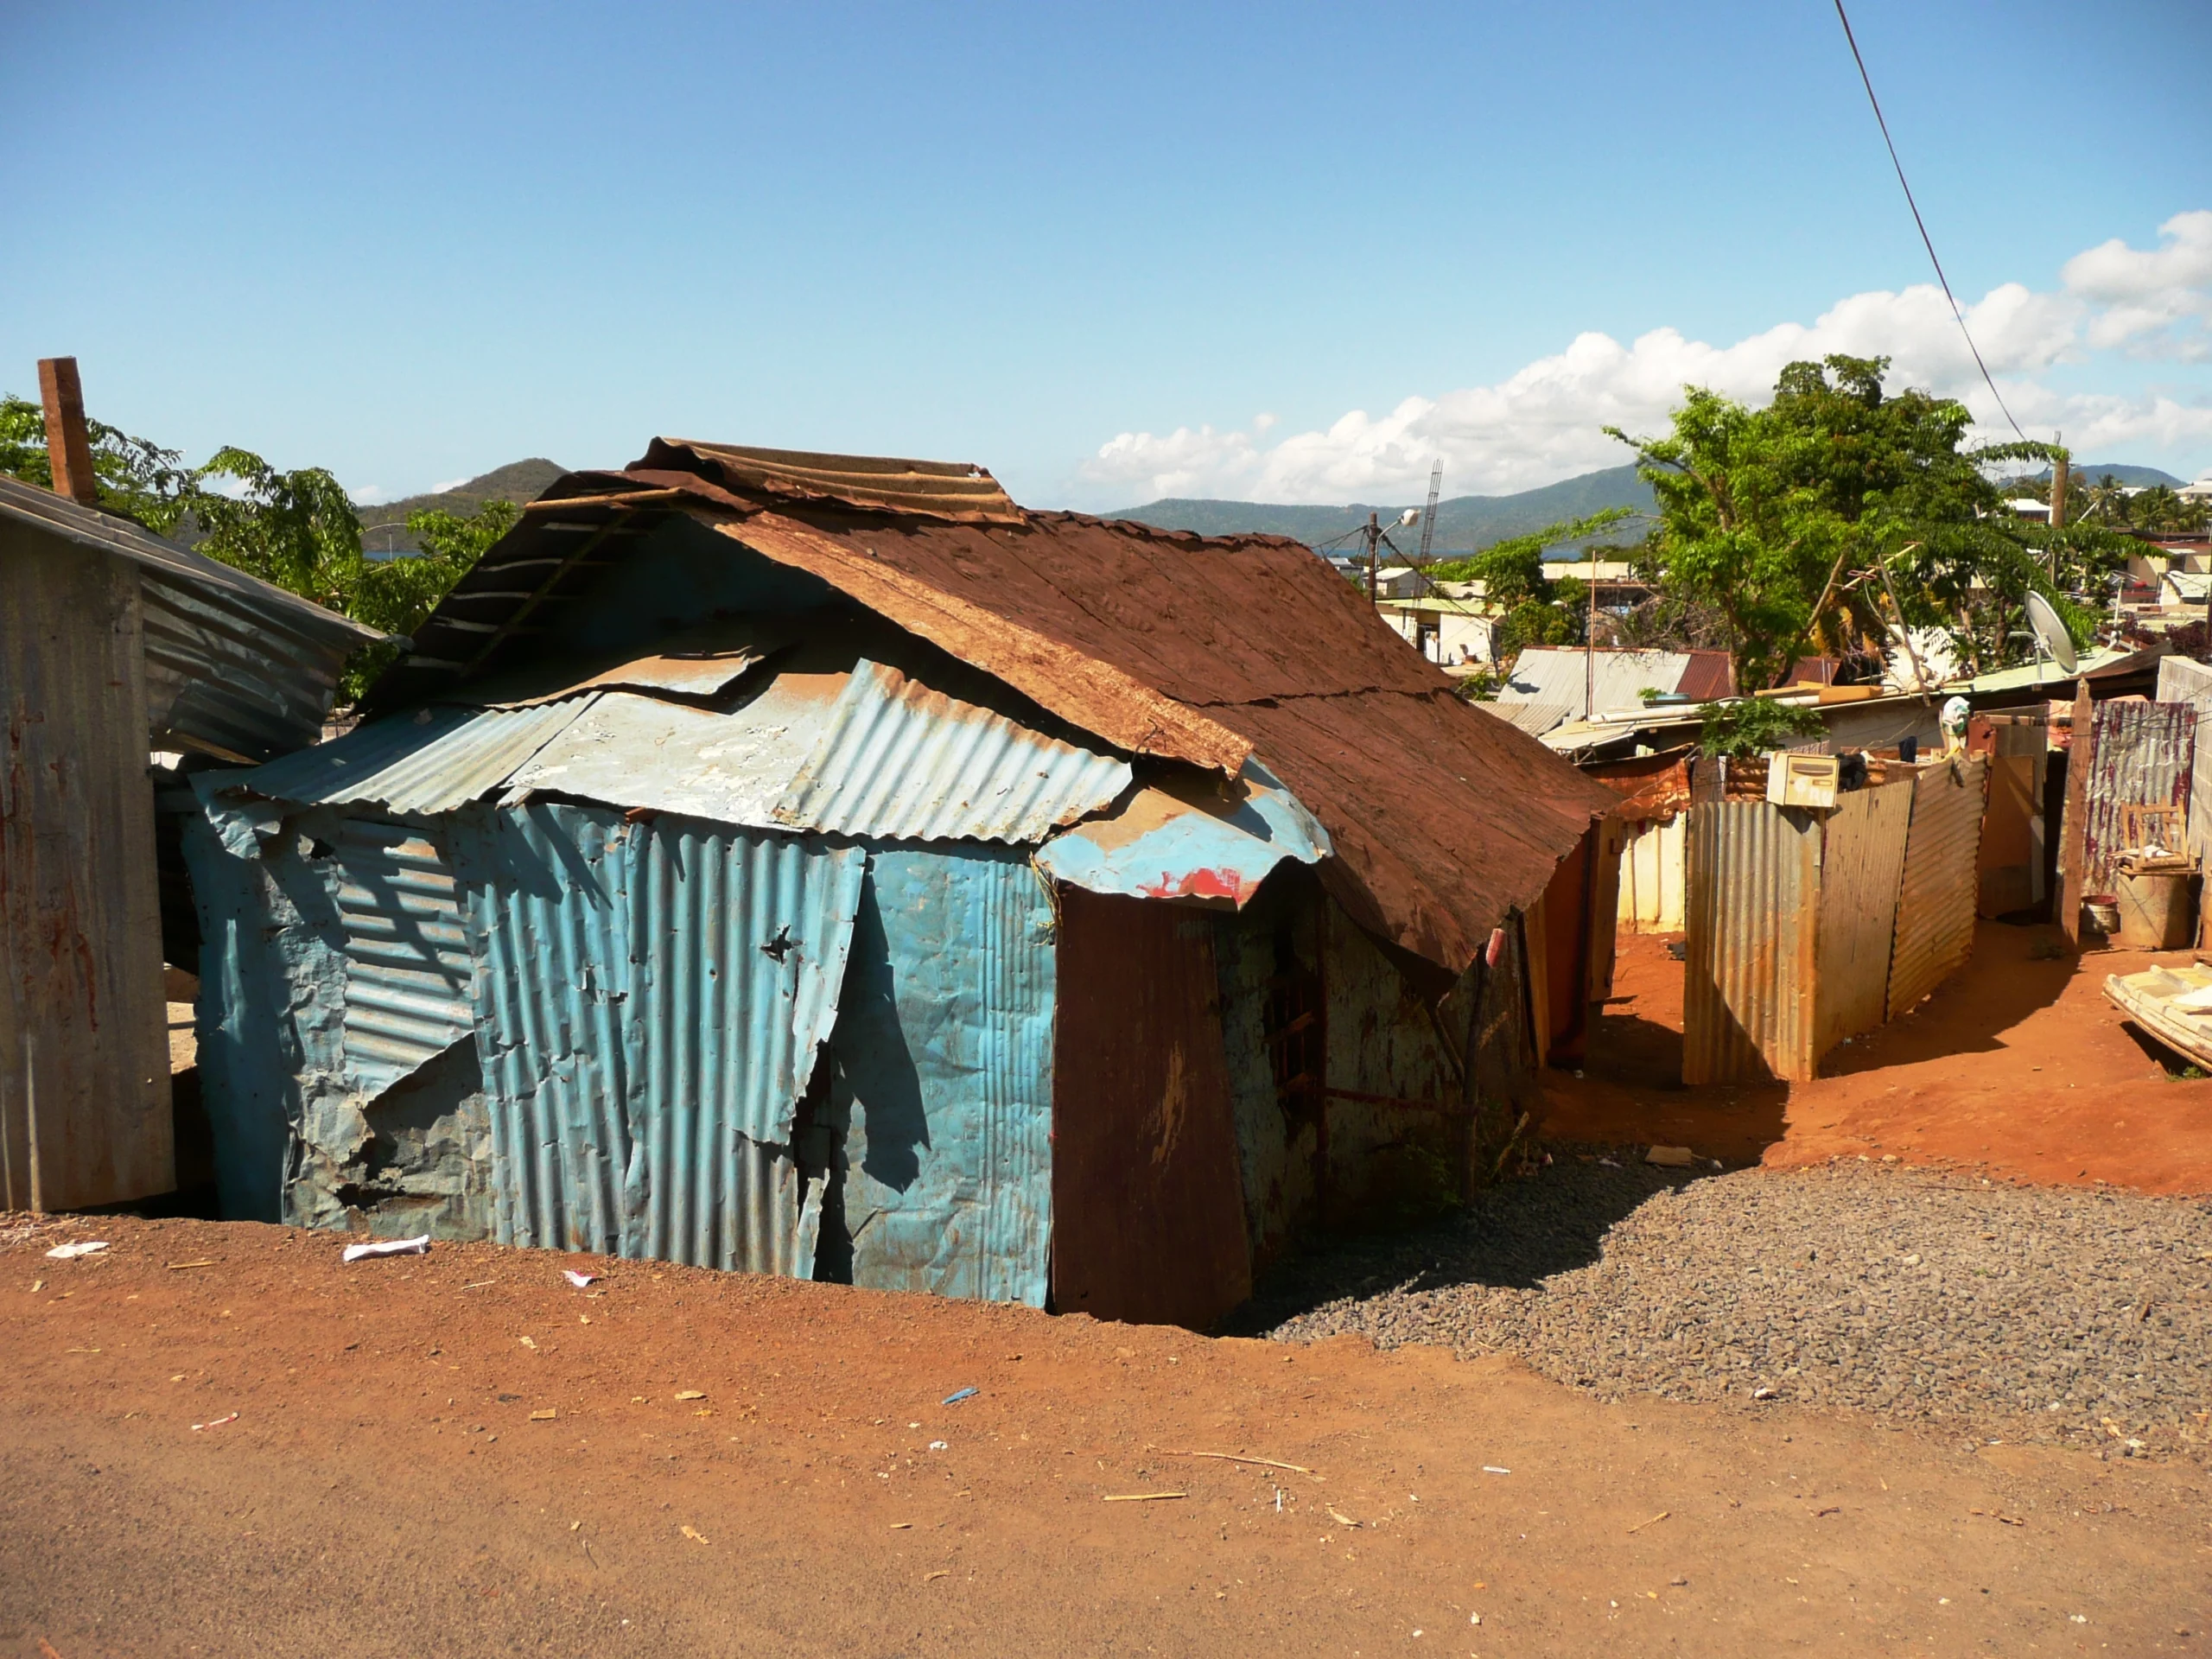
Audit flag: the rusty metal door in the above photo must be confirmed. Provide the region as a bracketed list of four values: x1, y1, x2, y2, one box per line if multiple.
[1051, 888, 1253, 1330]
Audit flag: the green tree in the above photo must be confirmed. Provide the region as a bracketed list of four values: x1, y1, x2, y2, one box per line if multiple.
[1610, 357, 2126, 691]
[0, 393, 195, 530]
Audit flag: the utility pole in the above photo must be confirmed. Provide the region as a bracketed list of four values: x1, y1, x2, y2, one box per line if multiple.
[1586, 539, 1599, 720]
[2050, 431, 2069, 532]
[1364, 511, 1382, 610]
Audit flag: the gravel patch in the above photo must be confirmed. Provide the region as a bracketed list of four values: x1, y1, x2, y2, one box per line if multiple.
[1232, 1152, 2212, 1459]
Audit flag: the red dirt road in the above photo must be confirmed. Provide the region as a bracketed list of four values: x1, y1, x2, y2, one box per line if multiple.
[5, 1217, 2207, 1656]
[1546, 924, 2212, 1194]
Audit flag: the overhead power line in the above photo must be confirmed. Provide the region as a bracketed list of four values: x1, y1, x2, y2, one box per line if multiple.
[1830, 0, 2030, 443]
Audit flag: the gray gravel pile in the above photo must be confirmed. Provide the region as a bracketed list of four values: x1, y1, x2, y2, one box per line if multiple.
[1236, 1154, 2212, 1459]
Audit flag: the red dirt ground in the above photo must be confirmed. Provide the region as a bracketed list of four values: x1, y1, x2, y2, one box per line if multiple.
[1545, 924, 2212, 1195]
[5, 1217, 2207, 1657]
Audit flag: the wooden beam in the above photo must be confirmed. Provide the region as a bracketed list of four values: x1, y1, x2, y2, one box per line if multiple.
[37, 357, 99, 506]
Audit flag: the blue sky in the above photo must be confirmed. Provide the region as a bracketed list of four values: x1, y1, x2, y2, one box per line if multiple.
[5, 0, 2208, 509]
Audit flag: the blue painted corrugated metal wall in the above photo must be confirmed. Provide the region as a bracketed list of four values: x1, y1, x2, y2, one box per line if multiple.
[334, 818, 476, 1097]
[830, 845, 1054, 1306]
[622, 817, 866, 1269]
[452, 800, 867, 1274]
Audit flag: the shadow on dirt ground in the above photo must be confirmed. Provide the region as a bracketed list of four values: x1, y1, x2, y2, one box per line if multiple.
[1221, 1147, 1722, 1335]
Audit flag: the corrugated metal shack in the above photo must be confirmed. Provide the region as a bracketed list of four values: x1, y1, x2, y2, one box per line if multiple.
[1681, 754, 1989, 1084]
[1, 475, 380, 1211]
[184, 439, 1619, 1328]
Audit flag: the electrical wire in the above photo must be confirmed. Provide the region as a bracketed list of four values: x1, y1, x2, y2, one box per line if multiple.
[1831, 0, 2030, 442]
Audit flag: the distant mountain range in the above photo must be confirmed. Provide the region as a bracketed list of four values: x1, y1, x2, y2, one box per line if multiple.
[2025, 462, 2187, 488]
[357, 458, 568, 555]
[1113, 464, 1655, 554]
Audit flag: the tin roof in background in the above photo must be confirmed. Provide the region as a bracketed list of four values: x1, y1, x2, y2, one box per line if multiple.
[1493, 648, 1695, 736]
[0, 475, 381, 760]
[366, 444, 1621, 973]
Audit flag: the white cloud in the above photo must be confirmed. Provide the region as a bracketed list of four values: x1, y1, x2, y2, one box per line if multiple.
[1078, 213, 2212, 506]
[349, 483, 393, 505]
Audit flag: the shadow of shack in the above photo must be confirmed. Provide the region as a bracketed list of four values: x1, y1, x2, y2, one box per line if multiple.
[181, 441, 1619, 1329]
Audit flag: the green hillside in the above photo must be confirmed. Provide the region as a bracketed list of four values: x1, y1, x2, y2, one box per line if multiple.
[359, 458, 567, 554]
[1113, 463, 1655, 552]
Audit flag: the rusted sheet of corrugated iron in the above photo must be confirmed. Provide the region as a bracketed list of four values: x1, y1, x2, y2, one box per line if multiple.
[1051, 887, 1250, 1329]
[1813, 780, 1914, 1061]
[1886, 756, 1991, 1020]
[1682, 801, 1818, 1084]
[622, 818, 865, 1268]
[1032, 758, 1329, 906]
[505, 664, 1132, 845]
[832, 846, 1054, 1306]
[229, 696, 598, 817]
[638, 437, 1024, 524]
[2078, 701, 2196, 899]
[329, 818, 475, 1097]
[1, 521, 174, 1210]
[1583, 745, 1694, 823]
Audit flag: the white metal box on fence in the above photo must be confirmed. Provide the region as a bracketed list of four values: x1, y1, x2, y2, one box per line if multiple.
[1767, 751, 1841, 809]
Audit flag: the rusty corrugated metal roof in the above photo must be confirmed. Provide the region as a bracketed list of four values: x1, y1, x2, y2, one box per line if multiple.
[637, 438, 1021, 524]
[366, 448, 1621, 973]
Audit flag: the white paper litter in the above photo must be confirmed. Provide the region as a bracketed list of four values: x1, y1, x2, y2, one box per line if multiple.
[563, 1269, 596, 1287]
[342, 1235, 430, 1263]
[1481, 1465, 1510, 1475]
[45, 1241, 110, 1260]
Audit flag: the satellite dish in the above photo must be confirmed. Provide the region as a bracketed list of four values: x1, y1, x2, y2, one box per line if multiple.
[2024, 591, 2077, 674]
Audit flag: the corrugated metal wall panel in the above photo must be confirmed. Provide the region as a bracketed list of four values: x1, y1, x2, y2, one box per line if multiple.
[454, 800, 636, 1255]
[1813, 780, 1914, 1060]
[330, 818, 475, 1096]
[0, 524, 175, 1210]
[1887, 756, 1991, 1020]
[1682, 801, 1818, 1084]
[831, 846, 1054, 1306]
[621, 819, 866, 1269]
[138, 571, 344, 761]
[2080, 701, 2196, 898]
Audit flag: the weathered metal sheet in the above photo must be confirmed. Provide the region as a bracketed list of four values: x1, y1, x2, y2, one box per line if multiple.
[1813, 779, 1914, 1061]
[328, 818, 475, 1097]
[509, 663, 1131, 844]
[622, 817, 865, 1268]
[2079, 700, 2196, 899]
[1052, 887, 1251, 1329]
[1887, 756, 1991, 1021]
[453, 800, 637, 1255]
[228, 696, 596, 817]
[0, 475, 378, 762]
[0, 521, 175, 1210]
[640, 436, 1025, 524]
[1033, 758, 1329, 906]
[1493, 648, 1694, 733]
[2157, 657, 2212, 881]
[830, 846, 1054, 1306]
[1682, 801, 1819, 1084]
[454, 800, 865, 1274]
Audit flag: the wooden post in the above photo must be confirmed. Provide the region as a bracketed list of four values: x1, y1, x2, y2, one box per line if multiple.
[37, 357, 99, 506]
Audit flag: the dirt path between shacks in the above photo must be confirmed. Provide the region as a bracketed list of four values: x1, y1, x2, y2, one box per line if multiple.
[4, 1216, 2207, 1657]
[1544, 923, 2212, 1194]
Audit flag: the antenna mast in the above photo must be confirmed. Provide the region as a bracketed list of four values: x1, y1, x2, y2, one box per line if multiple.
[1416, 459, 1442, 565]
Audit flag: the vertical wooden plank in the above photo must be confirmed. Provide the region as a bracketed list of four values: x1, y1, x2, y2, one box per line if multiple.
[0, 526, 174, 1209]
[36, 357, 99, 506]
